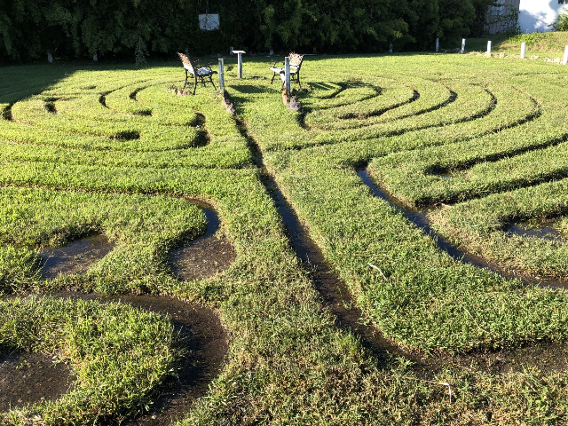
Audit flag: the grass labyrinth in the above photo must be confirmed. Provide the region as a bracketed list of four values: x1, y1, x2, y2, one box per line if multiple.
[1, 54, 568, 424]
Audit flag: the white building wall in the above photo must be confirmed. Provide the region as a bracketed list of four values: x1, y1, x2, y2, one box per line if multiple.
[518, 0, 567, 33]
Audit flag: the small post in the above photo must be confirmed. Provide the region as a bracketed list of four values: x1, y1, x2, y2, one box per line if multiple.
[563, 46, 568, 65]
[284, 56, 291, 95]
[47, 51, 53, 63]
[232, 50, 246, 78]
[218, 58, 225, 92]
[521, 42, 526, 59]
[486, 40, 492, 57]
[436, 38, 440, 53]
[461, 38, 466, 54]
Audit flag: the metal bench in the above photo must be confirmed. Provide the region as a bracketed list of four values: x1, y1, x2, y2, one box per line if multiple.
[177, 52, 217, 95]
[269, 53, 304, 89]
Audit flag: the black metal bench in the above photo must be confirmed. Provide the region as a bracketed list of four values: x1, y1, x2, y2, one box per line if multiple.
[269, 53, 304, 89]
[177, 52, 217, 95]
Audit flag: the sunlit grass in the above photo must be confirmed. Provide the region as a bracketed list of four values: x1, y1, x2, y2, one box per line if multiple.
[2, 54, 568, 424]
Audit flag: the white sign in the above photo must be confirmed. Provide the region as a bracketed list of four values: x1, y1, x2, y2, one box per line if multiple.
[199, 14, 220, 31]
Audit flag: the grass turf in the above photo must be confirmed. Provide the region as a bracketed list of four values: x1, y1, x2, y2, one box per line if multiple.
[1, 53, 568, 424]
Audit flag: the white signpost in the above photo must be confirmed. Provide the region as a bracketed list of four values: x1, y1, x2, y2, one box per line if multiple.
[198, 14, 220, 31]
[218, 58, 225, 91]
[233, 50, 246, 78]
[284, 57, 291, 95]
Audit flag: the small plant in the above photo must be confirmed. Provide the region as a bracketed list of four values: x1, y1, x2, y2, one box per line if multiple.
[551, 7, 568, 31]
[508, 31, 547, 46]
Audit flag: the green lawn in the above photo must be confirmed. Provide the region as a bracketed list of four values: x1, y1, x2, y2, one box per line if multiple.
[465, 31, 568, 60]
[1, 51, 568, 424]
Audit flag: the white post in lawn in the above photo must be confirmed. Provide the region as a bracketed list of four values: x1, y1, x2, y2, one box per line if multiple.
[218, 58, 225, 92]
[285, 56, 291, 95]
[521, 42, 526, 59]
[487, 41, 492, 57]
[563, 46, 568, 65]
[436, 38, 439, 53]
[461, 39, 466, 54]
[233, 50, 246, 78]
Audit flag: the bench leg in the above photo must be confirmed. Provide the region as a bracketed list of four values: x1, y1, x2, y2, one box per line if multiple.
[192, 75, 198, 95]
[183, 70, 191, 89]
[208, 75, 217, 91]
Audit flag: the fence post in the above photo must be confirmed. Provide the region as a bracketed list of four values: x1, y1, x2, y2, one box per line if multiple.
[461, 39, 466, 54]
[563, 46, 568, 65]
[521, 42, 526, 59]
[285, 57, 291, 95]
[218, 58, 225, 92]
[487, 41, 492, 57]
[436, 38, 439, 53]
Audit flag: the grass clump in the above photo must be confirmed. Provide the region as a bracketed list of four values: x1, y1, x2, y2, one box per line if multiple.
[0, 296, 179, 425]
[0, 186, 206, 295]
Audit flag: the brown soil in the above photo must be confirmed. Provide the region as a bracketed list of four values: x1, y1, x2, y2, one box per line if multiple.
[445, 341, 568, 376]
[41, 234, 115, 279]
[0, 352, 73, 411]
[110, 294, 228, 426]
[169, 234, 235, 281]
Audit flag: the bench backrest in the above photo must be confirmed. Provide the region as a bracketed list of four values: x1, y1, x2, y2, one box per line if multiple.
[177, 52, 195, 74]
[289, 53, 304, 69]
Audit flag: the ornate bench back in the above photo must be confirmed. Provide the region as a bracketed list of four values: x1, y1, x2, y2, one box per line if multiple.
[177, 52, 195, 74]
[289, 53, 304, 69]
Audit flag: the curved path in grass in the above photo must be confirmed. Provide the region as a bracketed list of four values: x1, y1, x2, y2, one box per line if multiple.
[0, 67, 243, 424]
[233, 54, 568, 423]
[2, 56, 568, 424]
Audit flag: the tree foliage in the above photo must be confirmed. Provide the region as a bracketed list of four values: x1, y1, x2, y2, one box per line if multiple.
[552, 7, 568, 32]
[0, 0, 497, 62]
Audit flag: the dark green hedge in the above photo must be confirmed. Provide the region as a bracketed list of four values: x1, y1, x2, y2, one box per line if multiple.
[0, 0, 496, 62]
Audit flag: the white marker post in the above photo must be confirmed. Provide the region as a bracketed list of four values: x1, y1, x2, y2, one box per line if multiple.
[436, 38, 439, 53]
[218, 58, 225, 92]
[284, 56, 291, 95]
[521, 42, 526, 59]
[487, 40, 492, 57]
[461, 38, 466, 54]
[563, 46, 568, 65]
[233, 50, 246, 78]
